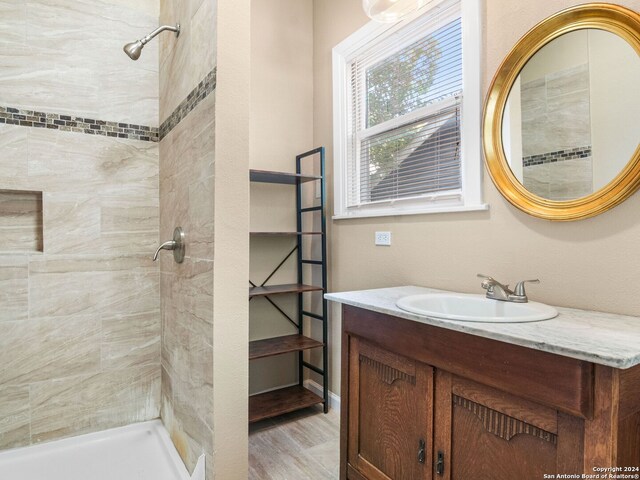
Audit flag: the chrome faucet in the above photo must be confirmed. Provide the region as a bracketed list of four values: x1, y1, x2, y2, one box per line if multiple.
[477, 274, 539, 303]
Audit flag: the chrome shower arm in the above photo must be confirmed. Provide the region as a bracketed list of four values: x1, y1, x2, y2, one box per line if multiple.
[141, 24, 180, 45]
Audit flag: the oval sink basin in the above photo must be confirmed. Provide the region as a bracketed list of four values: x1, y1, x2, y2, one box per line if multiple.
[396, 293, 558, 323]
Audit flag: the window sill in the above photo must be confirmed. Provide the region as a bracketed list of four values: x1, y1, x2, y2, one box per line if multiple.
[332, 203, 489, 220]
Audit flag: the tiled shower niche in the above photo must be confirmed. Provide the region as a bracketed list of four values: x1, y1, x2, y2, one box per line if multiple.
[0, 190, 43, 252]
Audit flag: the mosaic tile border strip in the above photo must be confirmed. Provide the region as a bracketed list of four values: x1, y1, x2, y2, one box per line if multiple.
[523, 146, 592, 167]
[159, 68, 217, 140]
[0, 67, 217, 142]
[0, 106, 158, 142]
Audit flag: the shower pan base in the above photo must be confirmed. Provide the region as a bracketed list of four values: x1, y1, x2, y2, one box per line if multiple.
[0, 420, 191, 480]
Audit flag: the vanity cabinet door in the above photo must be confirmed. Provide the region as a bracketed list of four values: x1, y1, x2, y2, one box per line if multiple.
[433, 372, 584, 480]
[347, 337, 434, 480]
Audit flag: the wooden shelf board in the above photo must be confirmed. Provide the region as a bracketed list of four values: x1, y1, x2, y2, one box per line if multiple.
[249, 283, 323, 298]
[249, 334, 324, 360]
[249, 385, 323, 423]
[250, 169, 320, 185]
[250, 231, 324, 236]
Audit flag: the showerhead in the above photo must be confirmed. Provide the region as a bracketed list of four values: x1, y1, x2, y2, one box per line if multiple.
[123, 40, 144, 60]
[123, 24, 180, 61]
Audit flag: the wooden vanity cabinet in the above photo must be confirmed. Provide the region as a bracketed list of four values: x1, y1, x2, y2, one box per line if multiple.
[340, 305, 640, 480]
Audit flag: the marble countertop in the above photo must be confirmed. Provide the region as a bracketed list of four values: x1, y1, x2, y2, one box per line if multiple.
[325, 286, 640, 369]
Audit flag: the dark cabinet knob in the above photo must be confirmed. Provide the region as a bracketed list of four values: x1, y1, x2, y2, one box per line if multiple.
[417, 439, 426, 464]
[436, 451, 445, 476]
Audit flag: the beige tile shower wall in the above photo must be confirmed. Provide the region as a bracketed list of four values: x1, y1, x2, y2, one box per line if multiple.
[0, 126, 160, 448]
[159, 93, 215, 478]
[0, 0, 160, 450]
[159, 0, 218, 123]
[313, 0, 640, 396]
[158, 0, 217, 478]
[249, 0, 314, 395]
[0, 0, 159, 126]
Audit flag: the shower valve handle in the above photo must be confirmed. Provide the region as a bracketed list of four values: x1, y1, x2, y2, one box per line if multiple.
[153, 240, 176, 261]
[153, 227, 185, 263]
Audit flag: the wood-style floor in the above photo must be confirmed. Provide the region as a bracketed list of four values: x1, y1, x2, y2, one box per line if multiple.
[249, 405, 340, 479]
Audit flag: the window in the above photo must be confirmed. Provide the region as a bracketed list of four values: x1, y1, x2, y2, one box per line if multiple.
[332, 0, 486, 218]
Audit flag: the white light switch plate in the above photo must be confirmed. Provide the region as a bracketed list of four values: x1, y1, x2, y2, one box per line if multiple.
[375, 231, 391, 246]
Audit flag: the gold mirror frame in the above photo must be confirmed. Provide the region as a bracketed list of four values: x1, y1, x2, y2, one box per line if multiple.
[483, 3, 640, 221]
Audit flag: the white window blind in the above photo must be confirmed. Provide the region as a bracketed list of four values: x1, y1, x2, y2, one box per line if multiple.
[347, 2, 463, 208]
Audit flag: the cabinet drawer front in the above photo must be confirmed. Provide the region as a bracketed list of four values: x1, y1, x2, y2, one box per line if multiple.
[343, 305, 593, 418]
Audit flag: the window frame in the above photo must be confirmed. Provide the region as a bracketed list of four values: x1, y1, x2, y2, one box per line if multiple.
[332, 0, 487, 219]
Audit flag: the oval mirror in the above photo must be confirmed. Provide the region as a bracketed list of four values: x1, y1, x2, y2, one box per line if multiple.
[483, 4, 640, 220]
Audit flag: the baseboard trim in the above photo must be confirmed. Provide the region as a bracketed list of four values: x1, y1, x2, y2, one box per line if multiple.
[249, 382, 298, 396]
[304, 379, 341, 413]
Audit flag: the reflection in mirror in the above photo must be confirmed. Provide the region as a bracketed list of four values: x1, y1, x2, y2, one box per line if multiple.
[502, 29, 640, 201]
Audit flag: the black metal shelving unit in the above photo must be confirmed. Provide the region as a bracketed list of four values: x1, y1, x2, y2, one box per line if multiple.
[248, 147, 328, 423]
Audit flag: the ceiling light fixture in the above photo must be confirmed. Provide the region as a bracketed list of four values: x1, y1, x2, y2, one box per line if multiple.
[362, 0, 426, 23]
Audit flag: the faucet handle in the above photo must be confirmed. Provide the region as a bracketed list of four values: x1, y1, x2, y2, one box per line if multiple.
[153, 240, 177, 261]
[513, 279, 539, 296]
[477, 273, 507, 286]
[477, 273, 494, 289]
[477, 273, 496, 282]
[477, 274, 511, 294]
[153, 227, 185, 263]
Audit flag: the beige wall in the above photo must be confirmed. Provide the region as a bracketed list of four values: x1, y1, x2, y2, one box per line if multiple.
[249, 0, 314, 395]
[314, 0, 640, 396]
[211, 0, 250, 475]
[589, 28, 640, 189]
[0, 0, 160, 448]
[520, 29, 589, 84]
